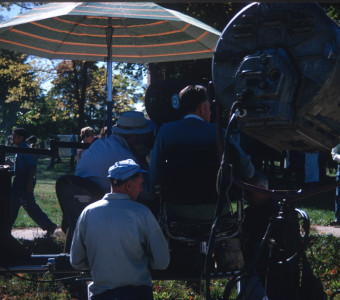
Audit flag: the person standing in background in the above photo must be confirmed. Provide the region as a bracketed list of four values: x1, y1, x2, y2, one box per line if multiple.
[11, 128, 57, 236]
[331, 144, 340, 226]
[46, 136, 62, 170]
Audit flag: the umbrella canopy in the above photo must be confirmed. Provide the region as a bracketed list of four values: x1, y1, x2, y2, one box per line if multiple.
[0, 2, 221, 133]
[0, 2, 221, 63]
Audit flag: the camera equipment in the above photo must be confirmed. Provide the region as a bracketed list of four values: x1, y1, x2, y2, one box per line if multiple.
[213, 2, 340, 151]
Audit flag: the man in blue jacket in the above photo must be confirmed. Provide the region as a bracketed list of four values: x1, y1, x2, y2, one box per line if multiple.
[150, 85, 254, 188]
[150, 85, 254, 218]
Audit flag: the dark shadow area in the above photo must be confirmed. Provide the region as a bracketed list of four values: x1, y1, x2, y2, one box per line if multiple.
[17, 236, 65, 254]
[294, 189, 335, 211]
[260, 164, 336, 211]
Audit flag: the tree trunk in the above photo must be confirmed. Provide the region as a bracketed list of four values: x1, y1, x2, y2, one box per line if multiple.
[79, 61, 89, 131]
[72, 61, 89, 133]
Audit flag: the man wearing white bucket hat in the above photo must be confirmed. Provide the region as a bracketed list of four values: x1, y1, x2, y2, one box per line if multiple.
[75, 111, 155, 193]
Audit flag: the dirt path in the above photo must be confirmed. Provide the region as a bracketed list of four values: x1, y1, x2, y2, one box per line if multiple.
[11, 227, 65, 240]
[11, 225, 340, 241]
[311, 225, 340, 237]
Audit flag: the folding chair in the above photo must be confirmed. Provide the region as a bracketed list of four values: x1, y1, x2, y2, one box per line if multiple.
[157, 144, 244, 277]
[56, 175, 104, 252]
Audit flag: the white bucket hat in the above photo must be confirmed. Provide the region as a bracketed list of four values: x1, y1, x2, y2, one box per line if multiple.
[112, 111, 155, 135]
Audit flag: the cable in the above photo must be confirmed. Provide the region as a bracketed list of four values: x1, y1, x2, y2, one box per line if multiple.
[205, 102, 243, 300]
[3, 271, 87, 283]
[0, 263, 88, 284]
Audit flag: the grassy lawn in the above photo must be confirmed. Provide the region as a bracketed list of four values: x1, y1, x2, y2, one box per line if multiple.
[2, 158, 340, 299]
[293, 190, 335, 226]
[13, 158, 338, 228]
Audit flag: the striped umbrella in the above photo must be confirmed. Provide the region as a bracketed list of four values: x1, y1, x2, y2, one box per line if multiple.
[0, 2, 221, 133]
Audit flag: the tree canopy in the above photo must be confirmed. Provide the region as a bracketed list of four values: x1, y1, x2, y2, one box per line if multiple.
[0, 49, 41, 138]
[46, 60, 144, 135]
[1, 2, 339, 142]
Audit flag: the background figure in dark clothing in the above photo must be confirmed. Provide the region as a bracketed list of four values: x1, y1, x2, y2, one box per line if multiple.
[331, 144, 340, 226]
[46, 136, 62, 170]
[283, 150, 305, 187]
[11, 128, 57, 236]
[6, 134, 13, 146]
[26, 135, 37, 148]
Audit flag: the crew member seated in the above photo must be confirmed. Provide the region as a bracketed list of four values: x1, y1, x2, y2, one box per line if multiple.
[150, 85, 254, 219]
[75, 111, 155, 194]
[57, 111, 156, 250]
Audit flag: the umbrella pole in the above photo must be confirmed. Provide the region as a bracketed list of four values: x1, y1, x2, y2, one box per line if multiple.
[106, 18, 113, 136]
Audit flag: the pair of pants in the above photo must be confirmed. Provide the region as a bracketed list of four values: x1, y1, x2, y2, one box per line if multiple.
[10, 188, 55, 231]
[335, 165, 340, 221]
[92, 285, 153, 300]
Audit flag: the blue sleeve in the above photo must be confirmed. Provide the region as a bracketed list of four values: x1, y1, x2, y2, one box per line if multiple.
[70, 212, 90, 270]
[24, 154, 36, 168]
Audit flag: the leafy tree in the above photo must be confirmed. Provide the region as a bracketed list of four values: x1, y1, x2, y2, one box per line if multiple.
[47, 60, 144, 134]
[0, 49, 41, 138]
[0, 2, 43, 11]
[322, 4, 340, 24]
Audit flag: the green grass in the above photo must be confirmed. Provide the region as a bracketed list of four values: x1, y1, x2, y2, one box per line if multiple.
[3, 159, 340, 299]
[1, 235, 338, 299]
[12, 158, 338, 228]
[306, 234, 340, 298]
[267, 166, 337, 226]
[293, 189, 336, 226]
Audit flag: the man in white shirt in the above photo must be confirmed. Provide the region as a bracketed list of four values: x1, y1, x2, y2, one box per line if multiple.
[70, 159, 170, 299]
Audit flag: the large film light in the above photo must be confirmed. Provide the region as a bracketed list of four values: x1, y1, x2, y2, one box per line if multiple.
[213, 2, 340, 151]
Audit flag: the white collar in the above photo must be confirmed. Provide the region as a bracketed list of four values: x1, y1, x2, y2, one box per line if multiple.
[184, 114, 204, 121]
[103, 193, 131, 201]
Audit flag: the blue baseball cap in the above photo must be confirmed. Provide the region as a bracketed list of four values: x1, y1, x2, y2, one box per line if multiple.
[107, 159, 148, 181]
